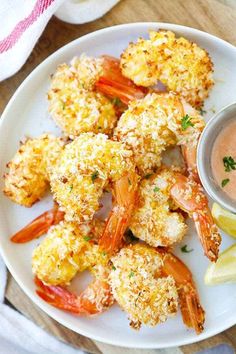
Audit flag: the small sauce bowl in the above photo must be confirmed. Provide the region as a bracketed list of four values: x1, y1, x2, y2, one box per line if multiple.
[197, 102, 236, 214]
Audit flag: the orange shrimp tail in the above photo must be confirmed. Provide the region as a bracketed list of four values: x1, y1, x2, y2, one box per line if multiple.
[193, 211, 221, 262]
[96, 55, 146, 105]
[35, 277, 113, 315]
[170, 174, 221, 262]
[162, 252, 205, 334]
[11, 205, 64, 243]
[99, 171, 138, 253]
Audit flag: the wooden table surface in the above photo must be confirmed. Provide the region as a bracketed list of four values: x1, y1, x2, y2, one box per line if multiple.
[1, 0, 236, 353]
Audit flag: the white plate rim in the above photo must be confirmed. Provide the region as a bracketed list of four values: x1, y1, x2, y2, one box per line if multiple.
[1, 22, 236, 348]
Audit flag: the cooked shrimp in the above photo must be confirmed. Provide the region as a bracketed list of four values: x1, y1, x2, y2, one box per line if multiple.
[33, 219, 114, 315]
[3, 134, 64, 207]
[50, 132, 138, 252]
[48, 54, 117, 138]
[110, 243, 205, 333]
[130, 167, 187, 247]
[170, 174, 221, 262]
[114, 92, 204, 177]
[120, 30, 214, 108]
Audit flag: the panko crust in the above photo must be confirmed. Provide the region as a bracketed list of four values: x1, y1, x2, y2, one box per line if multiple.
[130, 167, 187, 247]
[3, 134, 64, 207]
[120, 30, 214, 107]
[48, 55, 117, 138]
[114, 93, 179, 175]
[110, 244, 178, 329]
[50, 133, 135, 223]
[32, 219, 109, 285]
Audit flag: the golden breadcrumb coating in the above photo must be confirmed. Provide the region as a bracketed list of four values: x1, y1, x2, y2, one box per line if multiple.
[114, 93, 179, 175]
[110, 244, 178, 329]
[32, 219, 109, 286]
[4, 134, 64, 207]
[121, 30, 214, 107]
[50, 133, 135, 223]
[130, 167, 187, 247]
[48, 55, 117, 138]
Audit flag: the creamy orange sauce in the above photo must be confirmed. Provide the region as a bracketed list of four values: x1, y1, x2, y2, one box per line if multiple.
[211, 120, 236, 200]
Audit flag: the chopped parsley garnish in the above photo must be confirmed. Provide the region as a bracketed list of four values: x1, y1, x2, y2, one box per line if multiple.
[112, 266, 116, 271]
[112, 97, 122, 106]
[154, 186, 160, 192]
[128, 178, 132, 185]
[129, 271, 135, 278]
[181, 114, 194, 131]
[144, 173, 153, 179]
[223, 156, 236, 172]
[69, 185, 73, 192]
[62, 102, 66, 110]
[91, 170, 99, 182]
[199, 108, 206, 115]
[221, 178, 230, 188]
[102, 251, 107, 256]
[83, 236, 91, 242]
[181, 244, 193, 253]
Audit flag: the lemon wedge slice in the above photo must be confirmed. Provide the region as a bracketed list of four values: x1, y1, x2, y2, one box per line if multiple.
[205, 244, 236, 285]
[212, 202, 236, 238]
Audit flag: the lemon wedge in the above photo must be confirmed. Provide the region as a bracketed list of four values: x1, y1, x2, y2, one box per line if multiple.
[212, 202, 236, 238]
[205, 244, 236, 285]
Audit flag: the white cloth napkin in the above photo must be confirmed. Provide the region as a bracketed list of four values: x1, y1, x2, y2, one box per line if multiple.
[0, 256, 84, 354]
[0, 0, 119, 81]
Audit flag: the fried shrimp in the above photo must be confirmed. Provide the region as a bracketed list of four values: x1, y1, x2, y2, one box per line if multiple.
[4, 134, 64, 207]
[113, 92, 205, 178]
[50, 132, 136, 221]
[48, 54, 117, 138]
[33, 219, 114, 315]
[110, 244, 205, 333]
[120, 30, 214, 107]
[130, 167, 187, 247]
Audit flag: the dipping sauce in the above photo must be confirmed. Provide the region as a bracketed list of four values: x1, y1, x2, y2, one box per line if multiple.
[211, 120, 236, 200]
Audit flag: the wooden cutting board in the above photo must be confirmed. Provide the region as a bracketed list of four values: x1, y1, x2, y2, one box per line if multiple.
[1, 0, 236, 352]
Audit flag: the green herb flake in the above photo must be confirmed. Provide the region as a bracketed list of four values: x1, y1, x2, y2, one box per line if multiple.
[69, 185, 73, 192]
[83, 236, 91, 242]
[199, 108, 206, 115]
[91, 171, 99, 182]
[223, 156, 236, 172]
[221, 178, 230, 188]
[112, 266, 116, 271]
[62, 102, 66, 110]
[154, 186, 160, 192]
[181, 114, 194, 131]
[129, 271, 135, 278]
[112, 97, 122, 106]
[102, 251, 107, 256]
[144, 173, 153, 179]
[181, 244, 193, 253]
[128, 178, 132, 186]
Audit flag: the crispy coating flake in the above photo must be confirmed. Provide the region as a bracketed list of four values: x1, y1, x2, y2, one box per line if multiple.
[130, 167, 187, 247]
[48, 54, 117, 138]
[110, 244, 178, 329]
[4, 134, 64, 207]
[32, 219, 109, 286]
[121, 30, 214, 107]
[50, 133, 135, 223]
[114, 93, 179, 175]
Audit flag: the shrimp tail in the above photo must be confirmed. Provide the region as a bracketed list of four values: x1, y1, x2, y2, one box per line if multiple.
[11, 204, 64, 243]
[162, 252, 205, 334]
[35, 277, 113, 315]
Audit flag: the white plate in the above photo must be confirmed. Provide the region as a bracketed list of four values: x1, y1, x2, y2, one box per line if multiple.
[0, 23, 236, 349]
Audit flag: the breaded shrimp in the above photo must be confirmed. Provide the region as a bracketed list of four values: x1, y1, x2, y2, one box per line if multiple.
[48, 55, 117, 138]
[120, 30, 214, 107]
[130, 167, 187, 247]
[33, 219, 114, 315]
[4, 134, 64, 207]
[110, 243, 205, 333]
[50, 132, 137, 225]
